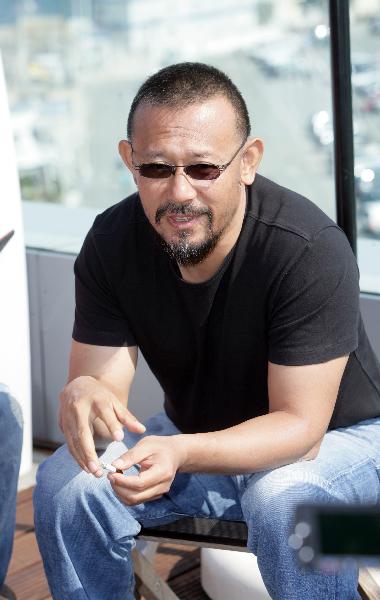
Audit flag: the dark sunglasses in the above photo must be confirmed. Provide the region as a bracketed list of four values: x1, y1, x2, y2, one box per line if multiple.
[131, 139, 246, 181]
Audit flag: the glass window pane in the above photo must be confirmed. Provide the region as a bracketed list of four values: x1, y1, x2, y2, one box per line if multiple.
[351, 2, 380, 294]
[0, 0, 335, 250]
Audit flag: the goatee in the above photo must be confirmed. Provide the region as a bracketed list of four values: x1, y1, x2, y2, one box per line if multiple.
[154, 201, 222, 266]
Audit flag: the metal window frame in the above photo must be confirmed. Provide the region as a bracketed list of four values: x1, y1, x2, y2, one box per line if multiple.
[329, 0, 380, 348]
[329, 0, 357, 255]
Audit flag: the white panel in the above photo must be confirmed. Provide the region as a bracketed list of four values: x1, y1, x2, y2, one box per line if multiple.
[26, 251, 46, 440]
[38, 251, 74, 439]
[28, 250, 163, 447]
[0, 53, 32, 475]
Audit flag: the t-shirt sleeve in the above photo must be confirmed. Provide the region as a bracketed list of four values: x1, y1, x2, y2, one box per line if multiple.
[268, 226, 359, 366]
[72, 228, 136, 347]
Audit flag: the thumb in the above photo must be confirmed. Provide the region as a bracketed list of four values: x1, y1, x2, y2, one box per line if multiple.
[112, 446, 141, 471]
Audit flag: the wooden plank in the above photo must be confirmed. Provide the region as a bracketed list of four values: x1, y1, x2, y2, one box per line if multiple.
[155, 544, 200, 582]
[14, 498, 35, 539]
[16, 497, 34, 527]
[14, 524, 34, 540]
[14, 486, 35, 540]
[170, 567, 209, 600]
[17, 487, 34, 506]
[7, 532, 41, 576]
[5, 561, 51, 600]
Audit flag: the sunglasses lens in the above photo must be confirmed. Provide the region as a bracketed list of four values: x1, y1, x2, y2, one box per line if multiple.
[185, 164, 221, 180]
[139, 164, 172, 178]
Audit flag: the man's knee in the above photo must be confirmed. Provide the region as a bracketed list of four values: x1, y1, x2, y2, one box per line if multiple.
[34, 446, 90, 522]
[34, 445, 141, 545]
[242, 463, 338, 528]
[241, 464, 338, 555]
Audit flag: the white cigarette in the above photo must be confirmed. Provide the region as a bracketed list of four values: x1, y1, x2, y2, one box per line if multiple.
[101, 461, 123, 474]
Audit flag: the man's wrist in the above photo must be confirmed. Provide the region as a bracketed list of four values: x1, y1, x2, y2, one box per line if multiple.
[172, 433, 195, 472]
[174, 432, 213, 473]
[66, 374, 96, 387]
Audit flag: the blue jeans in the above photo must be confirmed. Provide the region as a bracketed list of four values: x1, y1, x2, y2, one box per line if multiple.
[0, 384, 23, 587]
[34, 412, 380, 600]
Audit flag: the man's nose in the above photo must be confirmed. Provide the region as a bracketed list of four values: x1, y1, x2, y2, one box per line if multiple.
[167, 168, 198, 203]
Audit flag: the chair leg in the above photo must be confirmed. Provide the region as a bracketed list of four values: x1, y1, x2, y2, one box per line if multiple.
[132, 548, 180, 600]
[134, 573, 144, 600]
[135, 573, 162, 600]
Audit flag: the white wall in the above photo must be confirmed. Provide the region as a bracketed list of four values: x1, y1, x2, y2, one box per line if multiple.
[0, 53, 32, 475]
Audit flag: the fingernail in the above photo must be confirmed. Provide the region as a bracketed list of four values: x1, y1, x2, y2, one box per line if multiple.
[88, 460, 98, 473]
[113, 459, 124, 469]
[137, 423, 146, 432]
[113, 429, 124, 442]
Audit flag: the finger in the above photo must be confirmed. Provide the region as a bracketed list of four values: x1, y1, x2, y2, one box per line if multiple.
[113, 404, 146, 434]
[110, 478, 165, 506]
[112, 444, 150, 472]
[65, 401, 100, 475]
[73, 420, 102, 475]
[110, 450, 130, 469]
[60, 413, 86, 469]
[115, 490, 164, 506]
[63, 425, 90, 473]
[111, 464, 164, 492]
[92, 404, 125, 442]
[73, 438, 103, 476]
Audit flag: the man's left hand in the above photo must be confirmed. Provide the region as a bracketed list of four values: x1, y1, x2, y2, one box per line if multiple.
[108, 435, 186, 505]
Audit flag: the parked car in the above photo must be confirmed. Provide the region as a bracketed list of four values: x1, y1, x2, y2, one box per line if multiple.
[362, 83, 380, 113]
[249, 35, 313, 78]
[309, 110, 368, 152]
[309, 110, 333, 146]
[351, 53, 380, 96]
[355, 157, 380, 237]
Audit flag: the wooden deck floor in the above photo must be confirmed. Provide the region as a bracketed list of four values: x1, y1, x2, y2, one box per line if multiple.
[4, 486, 210, 600]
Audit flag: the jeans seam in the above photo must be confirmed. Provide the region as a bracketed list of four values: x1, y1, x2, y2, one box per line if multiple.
[324, 457, 374, 489]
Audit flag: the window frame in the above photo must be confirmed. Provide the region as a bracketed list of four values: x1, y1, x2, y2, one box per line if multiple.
[329, 0, 357, 255]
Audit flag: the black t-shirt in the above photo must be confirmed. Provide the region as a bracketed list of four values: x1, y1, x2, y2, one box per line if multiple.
[73, 174, 380, 433]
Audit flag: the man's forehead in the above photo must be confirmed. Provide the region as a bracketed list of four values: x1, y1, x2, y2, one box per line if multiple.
[131, 98, 240, 152]
[132, 97, 238, 131]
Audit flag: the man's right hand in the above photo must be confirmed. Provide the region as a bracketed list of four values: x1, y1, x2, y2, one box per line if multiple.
[59, 375, 145, 476]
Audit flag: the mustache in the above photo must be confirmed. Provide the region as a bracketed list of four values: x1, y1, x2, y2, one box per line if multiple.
[155, 202, 211, 224]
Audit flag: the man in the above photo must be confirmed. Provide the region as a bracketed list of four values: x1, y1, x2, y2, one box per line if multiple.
[34, 63, 380, 599]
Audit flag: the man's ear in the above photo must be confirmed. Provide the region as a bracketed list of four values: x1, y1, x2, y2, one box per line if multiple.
[119, 140, 138, 184]
[240, 138, 264, 185]
[119, 140, 134, 170]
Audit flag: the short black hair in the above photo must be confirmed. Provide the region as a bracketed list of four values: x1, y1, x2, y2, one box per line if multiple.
[127, 62, 250, 141]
